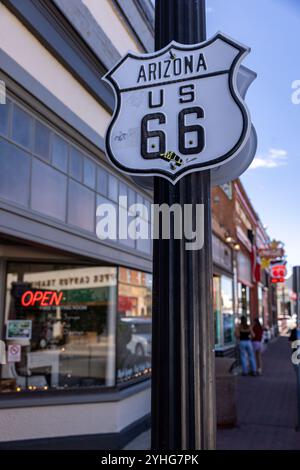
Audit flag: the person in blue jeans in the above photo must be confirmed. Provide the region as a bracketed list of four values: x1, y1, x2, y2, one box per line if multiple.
[235, 316, 257, 376]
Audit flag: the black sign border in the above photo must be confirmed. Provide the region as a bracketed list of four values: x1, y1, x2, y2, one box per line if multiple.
[104, 33, 250, 182]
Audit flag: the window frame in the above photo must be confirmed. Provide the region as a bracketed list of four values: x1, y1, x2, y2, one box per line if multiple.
[0, 260, 152, 404]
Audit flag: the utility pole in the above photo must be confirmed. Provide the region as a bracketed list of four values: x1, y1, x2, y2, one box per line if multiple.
[151, 0, 216, 450]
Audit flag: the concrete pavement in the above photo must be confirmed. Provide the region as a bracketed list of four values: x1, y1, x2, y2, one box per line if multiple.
[124, 336, 300, 450]
[218, 336, 300, 450]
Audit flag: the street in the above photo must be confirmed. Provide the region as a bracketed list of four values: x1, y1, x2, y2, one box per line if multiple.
[125, 336, 300, 450]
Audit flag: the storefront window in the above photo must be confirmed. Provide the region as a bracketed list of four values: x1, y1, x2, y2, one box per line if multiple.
[1, 263, 117, 393]
[220, 182, 232, 199]
[214, 275, 234, 347]
[213, 276, 221, 346]
[221, 276, 234, 344]
[238, 282, 250, 321]
[117, 267, 152, 383]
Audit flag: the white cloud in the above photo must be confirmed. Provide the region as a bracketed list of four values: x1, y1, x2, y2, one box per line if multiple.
[249, 148, 288, 170]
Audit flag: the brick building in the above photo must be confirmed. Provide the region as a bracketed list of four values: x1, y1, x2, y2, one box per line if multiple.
[212, 180, 278, 356]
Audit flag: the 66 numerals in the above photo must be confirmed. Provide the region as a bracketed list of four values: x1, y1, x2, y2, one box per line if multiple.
[141, 84, 205, 160]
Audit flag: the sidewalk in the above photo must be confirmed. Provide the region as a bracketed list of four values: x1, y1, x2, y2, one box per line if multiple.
[125, 336, 300, 450]
[218, 335, 300, 450]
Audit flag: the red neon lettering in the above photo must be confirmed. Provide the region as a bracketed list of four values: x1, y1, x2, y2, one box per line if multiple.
[21, 290, 63, 307]
[51, 291, 63, 306]
[40, 291, 52, 306]
[21, 291, 34, 307]
[32, 291, 43, 304]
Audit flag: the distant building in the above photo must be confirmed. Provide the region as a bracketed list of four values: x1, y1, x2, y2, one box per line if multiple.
[212, 179, 278, 355]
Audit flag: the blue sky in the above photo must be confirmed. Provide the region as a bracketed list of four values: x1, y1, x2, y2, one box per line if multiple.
[206, 0, 300, 273]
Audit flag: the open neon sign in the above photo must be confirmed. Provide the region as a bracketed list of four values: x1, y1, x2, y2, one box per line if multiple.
[21, 290, 64, 307]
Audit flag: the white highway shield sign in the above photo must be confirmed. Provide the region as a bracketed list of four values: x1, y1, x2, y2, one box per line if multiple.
[103, 32, 252, 183]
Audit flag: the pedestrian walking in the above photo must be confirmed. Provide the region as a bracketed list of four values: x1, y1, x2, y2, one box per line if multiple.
[235, 316, 257, 376]
[252, 318, 264, 375]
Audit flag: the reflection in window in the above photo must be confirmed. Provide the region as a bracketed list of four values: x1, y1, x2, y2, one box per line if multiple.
[213, 276, 221, 346]
[108, 174, 118, 202]
[69, 146, 83, 181]
[31, 159, 67, 221]
[68, 180, 95, 232]
[117, 268, 152, 383]
[119, 182, 127, 207]
[83, 158, 96, 189]
[221, 276, 234, 344]
[1, 263, 117, 393]
[12, 104, 33, 149]
[97, 168, 108, 196]
[34, 121, 50, 161]
[52, 134, 68, 172]
[0, 138, 30, 206]
[128, 189, 136, 212]
[0, 99, 10, 136]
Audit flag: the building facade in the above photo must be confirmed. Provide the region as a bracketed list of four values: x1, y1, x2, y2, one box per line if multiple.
[212, 180, 278, 356]
[0, 0, 155, 449]
[0, 0, 280, 449]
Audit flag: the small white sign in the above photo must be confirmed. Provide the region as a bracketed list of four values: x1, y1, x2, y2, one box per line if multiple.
[103, 32, 253, 184]
[6, 320, 32, 340]
[7, 344, 21, 363]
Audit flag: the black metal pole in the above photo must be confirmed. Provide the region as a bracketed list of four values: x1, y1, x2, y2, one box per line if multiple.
[293, 266, 300, 431]
[151, 0, 216, 450]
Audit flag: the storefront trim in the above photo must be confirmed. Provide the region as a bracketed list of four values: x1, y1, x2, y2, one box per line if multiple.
[0, 55, 107, 155]
[213, 263, 233, 279]
[0, 378, 151, 410]
[2, 0, 114, 112]
[0, 412, 151, 450]
[0, 194, 152, 273]
[113, 0, 154, 51]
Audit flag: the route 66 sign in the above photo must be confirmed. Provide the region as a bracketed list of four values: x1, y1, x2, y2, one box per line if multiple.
[103, 32, 253, 184]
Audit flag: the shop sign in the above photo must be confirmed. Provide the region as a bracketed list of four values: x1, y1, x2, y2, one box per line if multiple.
[7, 344, 21, 363]
[259, 248, 284, 259]
[259, 240, 285, 260]
[24, 267, 117, 290]
[21, 290, 63, 307]
[271, 263, 286, 284]
[104, 33, 252, 183]
[212, 235, 232, 271]
[6, 320, 32, 340]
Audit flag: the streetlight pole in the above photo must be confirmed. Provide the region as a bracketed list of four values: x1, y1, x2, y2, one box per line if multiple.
[151, 0, 216, 450]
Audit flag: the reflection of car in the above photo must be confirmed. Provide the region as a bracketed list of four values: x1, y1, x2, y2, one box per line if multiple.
[120, 317, 152, 357]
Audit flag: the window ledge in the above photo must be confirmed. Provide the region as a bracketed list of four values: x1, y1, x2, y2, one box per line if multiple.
[0, 378, 151, 409]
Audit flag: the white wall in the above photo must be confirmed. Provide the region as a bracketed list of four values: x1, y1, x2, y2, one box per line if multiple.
[0, 386, 151, 442]
[82, 0, 143, 55]
[0, 4, 110, 138]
